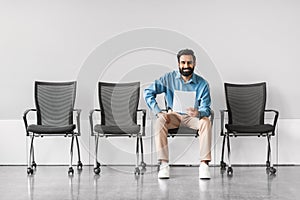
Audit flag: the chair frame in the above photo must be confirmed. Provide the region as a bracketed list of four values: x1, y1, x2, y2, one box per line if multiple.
[89, 82, 147, 175]
[23, 81, 82, 175]
[220, 82, 279, 175]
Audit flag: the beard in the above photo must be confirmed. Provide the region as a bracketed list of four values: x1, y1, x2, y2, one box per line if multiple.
[179, 67, 194, 77]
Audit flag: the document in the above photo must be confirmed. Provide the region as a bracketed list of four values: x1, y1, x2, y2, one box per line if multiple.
[172, 90, 196, 113]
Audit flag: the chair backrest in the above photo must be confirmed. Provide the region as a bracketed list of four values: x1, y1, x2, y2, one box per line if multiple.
[98, 82, 140, 127]
[35, 81, 76, 126]
[225, 82, 266, 126]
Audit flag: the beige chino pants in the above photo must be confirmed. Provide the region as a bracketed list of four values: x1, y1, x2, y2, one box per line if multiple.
[154, 112, 212, 162]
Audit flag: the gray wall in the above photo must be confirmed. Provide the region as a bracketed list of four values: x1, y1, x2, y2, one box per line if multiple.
[1, 0, 299, 165]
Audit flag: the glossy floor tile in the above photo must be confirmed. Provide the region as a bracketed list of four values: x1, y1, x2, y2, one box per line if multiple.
[0, 165, 299, 200]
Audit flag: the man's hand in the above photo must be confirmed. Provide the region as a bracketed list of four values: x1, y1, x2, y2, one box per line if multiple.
[186, 107, 199, 117]
[157, 112, 170, 123]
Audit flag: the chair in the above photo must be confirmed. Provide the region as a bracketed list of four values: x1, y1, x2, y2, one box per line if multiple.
[23, 81, 82, 175]
[220, 82, 279, 175]
[89, 82, 146, 175]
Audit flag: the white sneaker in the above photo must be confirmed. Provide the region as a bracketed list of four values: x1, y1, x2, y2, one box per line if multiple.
[158, 163, 170, 179]
[199, 162, 211, 179]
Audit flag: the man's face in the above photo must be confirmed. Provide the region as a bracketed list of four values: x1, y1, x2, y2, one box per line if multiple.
[178, 55, 195, 77]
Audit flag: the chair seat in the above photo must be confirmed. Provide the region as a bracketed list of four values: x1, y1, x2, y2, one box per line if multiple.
[168, 126, 198, 136]
[225, 124, 274, 134]
[94, 124, 141, 135]
[27, 124, 76, 134]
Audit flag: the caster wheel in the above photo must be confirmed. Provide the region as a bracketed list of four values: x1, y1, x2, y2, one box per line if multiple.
[266, 161, 270, 168]
[32, 161, 37, 169]
[141, 167, 146, 175]
[269, 167, 276, 175]
[227, 167, 233, 175]
[134, 167, 140, 175]
[220, 161, 226, 170]
[94, 167, 101, 175]
[27, 167, 34, 175]
[96, 162, 101, 168]
[141, 162, 146, 169]
[77, 161, 83, 170]
[68, 167, 74, 175]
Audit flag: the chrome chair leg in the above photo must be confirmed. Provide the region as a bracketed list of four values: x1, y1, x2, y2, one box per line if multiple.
[140, 136, 146, 169]
[68, 136, 75, 175]
[266, 134, 276, 175]
[75, 136, 82, 170]
[134, 136, 140, 175]
[220, 135, 227, 172]
[227, 135, 233, 175]
[27, 135, 35, 175]
[94, 135, 101, 175]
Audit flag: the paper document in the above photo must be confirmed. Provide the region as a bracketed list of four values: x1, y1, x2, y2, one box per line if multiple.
[172, 90, 196, 113]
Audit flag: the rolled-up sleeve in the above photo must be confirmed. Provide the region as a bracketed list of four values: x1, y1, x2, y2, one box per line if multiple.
[197, 83, 211, 117]
[143, 78, 166, 115]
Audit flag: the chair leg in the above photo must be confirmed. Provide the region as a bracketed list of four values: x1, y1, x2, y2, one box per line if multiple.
[266, 135, 276, 175]
[27, 135, 35, 175]
[75, 136, 83, 170]
[31, 145, 36, 169]
[220, 135, 227, 171]
[227, 135, 233, 175]
[139, 136, 146, 169]
[266, 135, 271, 168]
[134, 136, 140, 175]
[94, 135, 101, 175]
[68, 136, 75, 175]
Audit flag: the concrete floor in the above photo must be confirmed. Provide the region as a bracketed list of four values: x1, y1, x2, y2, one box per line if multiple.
[0, 165, 299, 200]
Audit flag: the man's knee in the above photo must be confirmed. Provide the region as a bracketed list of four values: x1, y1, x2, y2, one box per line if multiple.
[155, 116, 168, 127]
[201, 117, 211, 124]
[198, 117, 211, 131]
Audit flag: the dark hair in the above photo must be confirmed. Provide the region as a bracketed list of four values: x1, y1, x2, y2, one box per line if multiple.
[177, 49, 196, 63]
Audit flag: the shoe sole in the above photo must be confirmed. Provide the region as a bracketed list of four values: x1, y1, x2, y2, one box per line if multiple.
[199, 177, 210, 180]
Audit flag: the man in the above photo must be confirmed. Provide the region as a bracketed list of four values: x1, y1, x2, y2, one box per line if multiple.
[144, 49, 212, 179]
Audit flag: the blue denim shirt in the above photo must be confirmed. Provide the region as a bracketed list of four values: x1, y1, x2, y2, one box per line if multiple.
[144, 70, 211, 117]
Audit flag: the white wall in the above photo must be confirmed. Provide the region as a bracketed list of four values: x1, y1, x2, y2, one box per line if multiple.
[1, 0, 300, 165]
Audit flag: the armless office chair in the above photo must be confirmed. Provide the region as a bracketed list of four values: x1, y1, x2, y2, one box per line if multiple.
[89, 82, 146, 175]
[220, 82, 279, 175]
[23, 81, 82, 175]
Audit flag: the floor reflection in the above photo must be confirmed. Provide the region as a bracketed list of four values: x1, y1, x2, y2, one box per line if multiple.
[68, 172, 82, 200]
[27, 175, 34, 200]
[158, 179, 169, 199]
[20, 166, 300, 200]
[93, 174, 101, 199]
[135, 173, 144, 200]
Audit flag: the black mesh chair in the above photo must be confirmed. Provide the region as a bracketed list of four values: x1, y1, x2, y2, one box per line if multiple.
[220, 82, 279, 175]
[23, 81, 82, 175]
[89, 82, 146, 175]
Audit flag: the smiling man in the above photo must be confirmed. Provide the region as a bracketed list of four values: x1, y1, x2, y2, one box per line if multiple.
[144, 49, 212, 179]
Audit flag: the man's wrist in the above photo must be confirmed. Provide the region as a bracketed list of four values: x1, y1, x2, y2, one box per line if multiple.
[156, 112, 162, 118]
